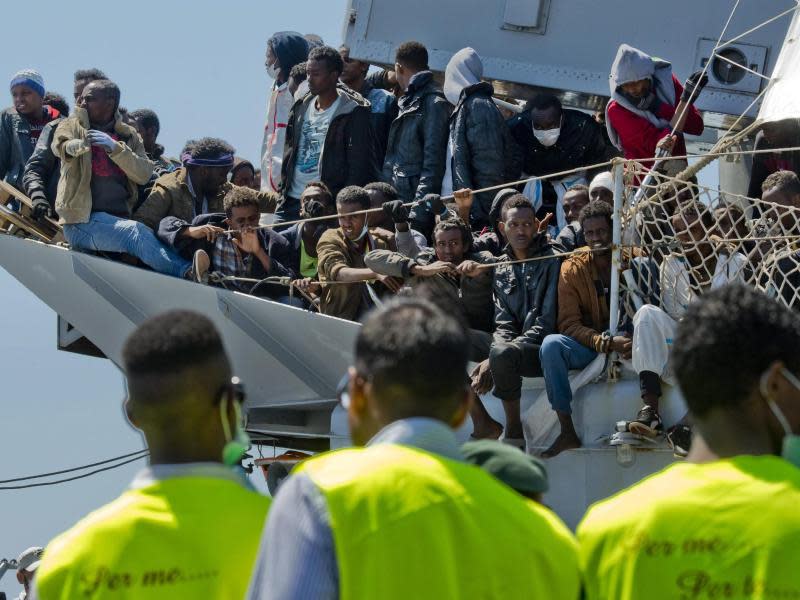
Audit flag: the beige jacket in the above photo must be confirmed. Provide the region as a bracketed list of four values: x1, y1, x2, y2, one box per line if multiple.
[51, 107, 153, 224]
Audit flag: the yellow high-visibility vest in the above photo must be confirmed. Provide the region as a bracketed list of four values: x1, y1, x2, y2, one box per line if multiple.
[296, 443, 580, 600]
[34, 475, 270, 599]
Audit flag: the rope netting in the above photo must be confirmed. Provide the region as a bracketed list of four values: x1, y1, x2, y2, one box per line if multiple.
[618, 160, 800, 323]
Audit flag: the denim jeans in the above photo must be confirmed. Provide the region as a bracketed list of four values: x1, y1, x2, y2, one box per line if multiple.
[63, 212, 191, 278]
[539, 334, 598, 414]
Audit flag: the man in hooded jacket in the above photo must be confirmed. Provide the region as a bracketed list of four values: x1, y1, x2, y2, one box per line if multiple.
[606, 44, 706, 163]
[441, 47, 520, 230]
[261, 31, 310, 194]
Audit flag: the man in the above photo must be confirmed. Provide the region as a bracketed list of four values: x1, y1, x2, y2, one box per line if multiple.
[281, 181, 335, 286]
[134, 137, 277, 236]
[509, 92, 617, 229]
[14, 547, 42, 600]
[382, 41, 450, 216]
[442, 47, 519, 229]
[339, 45, 397, 163]
[1, 69, 61, 200]
[472, 195, 559, 446]
[261, 31, 310, 193]
[52, 80, 202, 280]
[129, 108, 178, 175]
[588, 171, 613, 203]
[24, 69, 107, 220]
[278, 45, 376, 224]
[317, 186, 398, 320]
[553, 184, 590, 253]
[366, 218, 501, 438]
[606, 44, 705, 163]
[748, 118, 800, 200]
[287, 62, 307, 99]
[540, 201, 633, 457]
[246, 300, 580, 600]
[578, 284, 800, 599]
[462, 439, 549, 503]
[627, 201, 746, 439]
[230, 158, 256, 188]
[33, 311, 270, 599]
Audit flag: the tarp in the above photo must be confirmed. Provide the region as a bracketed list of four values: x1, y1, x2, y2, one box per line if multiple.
[757, 4, 800, 122]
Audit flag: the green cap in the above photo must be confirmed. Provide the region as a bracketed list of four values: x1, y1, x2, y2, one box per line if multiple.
[461, 439, 549, 495]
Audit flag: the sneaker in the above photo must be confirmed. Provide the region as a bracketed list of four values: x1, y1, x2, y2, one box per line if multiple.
[191, 249, 210, 284]
[666, 424, 692, 458]
[627, 405, 663, 437]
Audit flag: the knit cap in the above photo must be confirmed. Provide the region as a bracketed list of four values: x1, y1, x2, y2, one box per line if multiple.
[10, 69, 45, 98]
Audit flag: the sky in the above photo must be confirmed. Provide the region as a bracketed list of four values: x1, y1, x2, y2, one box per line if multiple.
[0, 1, 347, 594]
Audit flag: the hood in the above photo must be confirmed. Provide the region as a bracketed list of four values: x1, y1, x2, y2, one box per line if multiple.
[444, 47, 483, 106]
[268, 31, 310, 80]
[610, 44, 658, 91]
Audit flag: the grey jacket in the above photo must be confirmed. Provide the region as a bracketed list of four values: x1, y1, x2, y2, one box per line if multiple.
[447, 82, 520, 229]
[23, 118, 62, 205]
[492, 235, 559, 347]
[365, 247, 496, 332]
[382, 72, 450, 202]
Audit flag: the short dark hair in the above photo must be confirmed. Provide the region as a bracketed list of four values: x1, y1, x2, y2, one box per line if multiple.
[433, 218, 472, 248]
[673, 285, 800, 418]
[74, 68, 107, 83]
[395, 41, 428, 71]
[364, 181, 399, 201]
[89, 80, 121, 110]
[673, 199, 715, 229]
[529, 93, 562, 113]
[43, 92, 69, 117]
[762, 170, 800, 196]
[182, 137, 236, 160]
[223, 186, 260, 216]
[336, 185, 370, 210]
[289, 62, 307, 83]
[355, 299, 469, 419]
[565, 183, 589, 196]
[501, 194, 535, 221]
[578, 200, 613, 228]
[129, 108, 160, 136]
[304, 181, 333, 205]
[122, 310, 226, 378]
[308, 46, 344, 76]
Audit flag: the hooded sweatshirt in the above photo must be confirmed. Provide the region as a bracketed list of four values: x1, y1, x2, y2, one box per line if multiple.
[260, 31, 309, 194]
[605, 44, 703, 160]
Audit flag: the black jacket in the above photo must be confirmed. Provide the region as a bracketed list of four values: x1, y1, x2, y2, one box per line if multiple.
[359, 79, 398, 167]
[382, 72, 450, 202]
[22, 118, 63, 206]
[447, 82, 521, 229]
[281, 86, 377, 200]
[509, 108, 618, 179]
[492, 235, 559, 347]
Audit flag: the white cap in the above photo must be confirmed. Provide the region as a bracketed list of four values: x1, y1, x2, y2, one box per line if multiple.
[589, 171, 614, 194]
[17, 547, 44, 572]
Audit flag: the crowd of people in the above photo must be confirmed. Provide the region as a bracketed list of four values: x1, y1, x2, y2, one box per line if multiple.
[3, 28, 800, 600]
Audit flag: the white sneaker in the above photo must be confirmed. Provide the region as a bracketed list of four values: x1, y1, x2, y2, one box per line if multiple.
[192, 249, 210, 284]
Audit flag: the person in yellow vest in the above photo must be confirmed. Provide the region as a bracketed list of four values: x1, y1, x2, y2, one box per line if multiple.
[578, 284, 800, 600]
[32, 310, 270, 600]
[246, 299, 580, 600]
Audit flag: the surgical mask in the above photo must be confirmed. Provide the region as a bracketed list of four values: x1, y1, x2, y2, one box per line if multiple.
[353, 221, 369, 241]
[220, 381, 251, 467]
[763, 367, 800, 468]
[533, 125, 560, 147]
[266, 61, 281, 81]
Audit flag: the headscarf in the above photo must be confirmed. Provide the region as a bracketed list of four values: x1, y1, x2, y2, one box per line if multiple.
[589, 171, 614, 195]
[443, 47, 483, 106]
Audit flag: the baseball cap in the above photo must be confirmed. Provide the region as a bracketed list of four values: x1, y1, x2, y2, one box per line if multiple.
[462, 439, 549, 496]
[16, 547, 44, 572]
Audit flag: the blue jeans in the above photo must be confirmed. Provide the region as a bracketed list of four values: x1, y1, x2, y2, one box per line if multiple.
[63, 212, 191, 278]
[539, 334, 598, 414]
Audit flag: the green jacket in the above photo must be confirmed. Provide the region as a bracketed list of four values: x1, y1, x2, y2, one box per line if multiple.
[51, 107, 153, 225]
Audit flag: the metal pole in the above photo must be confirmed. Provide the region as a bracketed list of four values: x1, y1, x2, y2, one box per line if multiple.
[609, 160, 624, 334]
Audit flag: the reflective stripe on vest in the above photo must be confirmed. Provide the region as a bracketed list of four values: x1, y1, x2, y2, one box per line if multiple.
[297, 444, 580, 600]
[34, 477, 270, 600]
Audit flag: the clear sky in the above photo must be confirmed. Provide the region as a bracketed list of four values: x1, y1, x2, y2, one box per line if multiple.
[0, 1, 347, 594]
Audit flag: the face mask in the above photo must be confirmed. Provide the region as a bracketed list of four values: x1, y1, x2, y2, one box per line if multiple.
[763, 367, 800, 468]
[533, 125, 560, 147]
[266, 61, 281, 81]
[353, 221, 369, 241]
[220, 391, 251, 467]
[303, 199, 326, 219]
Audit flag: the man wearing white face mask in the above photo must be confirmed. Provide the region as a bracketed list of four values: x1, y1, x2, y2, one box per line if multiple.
[509, 93, 618, 231]
[441, 47, 519, 230]
[578, 284, 800, 600]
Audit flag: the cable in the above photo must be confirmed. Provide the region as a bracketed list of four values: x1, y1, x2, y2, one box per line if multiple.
[0, 449, 149, 484]
[0, 455, 147, 490]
